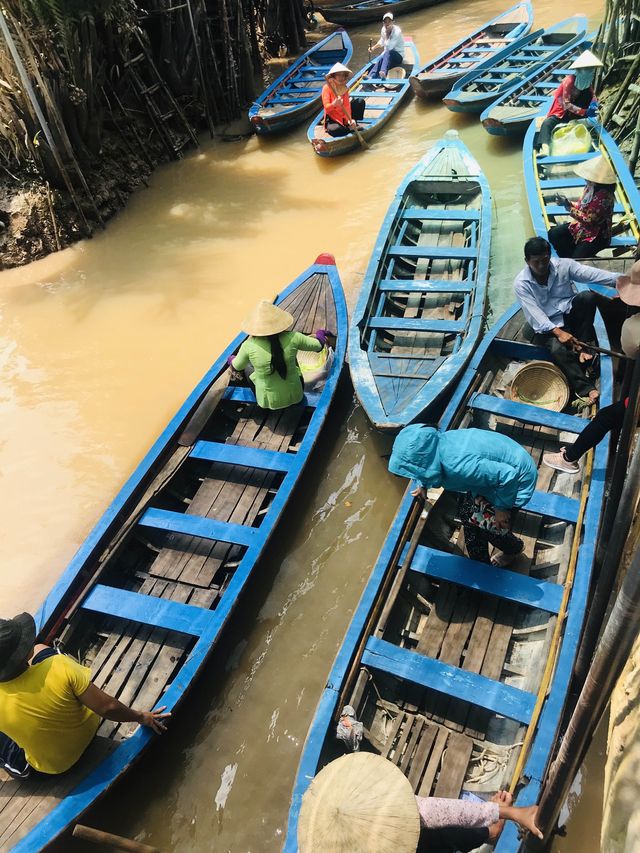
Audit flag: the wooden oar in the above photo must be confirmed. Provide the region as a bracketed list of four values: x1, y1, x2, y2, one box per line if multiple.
[574, 339, 632, 360]
[327, 81, 369, 150]
[178, 370, 231, 446]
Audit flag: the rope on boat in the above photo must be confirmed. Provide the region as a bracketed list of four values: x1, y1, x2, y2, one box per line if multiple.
[467, 742, 524, 786]
[508, 447, 595, 795]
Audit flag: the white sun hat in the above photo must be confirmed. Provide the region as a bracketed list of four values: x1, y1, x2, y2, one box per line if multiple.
[326, 62, 352, 77]
[574, 155, 616, 185]
[616, 260, 640, 308]
[383, 11, 393, 19]
[298, 753, 420, 853]
[240, 300, 294, 336]
[570, 50, 603, 70]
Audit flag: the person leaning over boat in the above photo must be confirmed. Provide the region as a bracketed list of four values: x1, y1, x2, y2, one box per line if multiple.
[227, 300, 330, 410]
[514, 237, 626, 404]
[0, 613, 169, 779]
[537, 50, 602, 157]
[549, 155, 616, 259]
[368, 12, 405, 80]
[388, 425, 537, 567]
[320, 62, 365, 138]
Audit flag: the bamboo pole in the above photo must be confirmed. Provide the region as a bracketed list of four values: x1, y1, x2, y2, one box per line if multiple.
[529, 452, 640, 847]
[72, 824, 160, 852]
[185, 0, 215, 138]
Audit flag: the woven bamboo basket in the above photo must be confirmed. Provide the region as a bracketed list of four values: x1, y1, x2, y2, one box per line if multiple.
[510, 360, 570, 412]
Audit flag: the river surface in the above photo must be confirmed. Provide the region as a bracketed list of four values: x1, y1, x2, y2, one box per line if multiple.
[0, 0, 608, 849]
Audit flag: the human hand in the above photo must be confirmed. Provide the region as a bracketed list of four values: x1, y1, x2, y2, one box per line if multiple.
[411, 486, 427, 500]
[556, 194, 571, 209]
[138, 706, 171, 734]
[494, 509, 511, 530]
[554, 328, 576, 347]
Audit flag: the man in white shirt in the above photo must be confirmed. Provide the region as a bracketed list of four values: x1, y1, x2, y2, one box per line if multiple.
[369, 12, 405, 79]
[513, 236, 626, 401]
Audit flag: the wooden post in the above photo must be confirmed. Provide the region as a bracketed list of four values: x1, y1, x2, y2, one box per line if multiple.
[529, 485, 640, 847]
[72, 823, 160, 852]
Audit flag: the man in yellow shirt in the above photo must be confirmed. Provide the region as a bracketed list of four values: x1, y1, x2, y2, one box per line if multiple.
[0, 613, 170, 778]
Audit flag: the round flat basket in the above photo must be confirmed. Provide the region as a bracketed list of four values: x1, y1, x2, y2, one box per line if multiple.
[510, 361, 570, 412]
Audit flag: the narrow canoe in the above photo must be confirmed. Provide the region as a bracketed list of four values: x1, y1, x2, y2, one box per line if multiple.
[348, 130, 491, 430]
[523, 117, 640, 273]
[308, 38, 420, 157]
[481, 32, 594, 136]
[443, 16, 587, 115]
[285, 297, 614, 853]
[3, 256, 347, 853]
[409, 2, 533, 101]
[249, 30, 353, 135]
[318, 0, 446, 26]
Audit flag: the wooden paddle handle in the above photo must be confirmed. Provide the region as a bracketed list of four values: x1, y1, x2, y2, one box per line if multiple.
[73, 824, 160, 853]
[326, 82, 369, 150]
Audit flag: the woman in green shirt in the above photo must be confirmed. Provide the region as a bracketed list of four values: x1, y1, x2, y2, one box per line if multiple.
[229, 301, 330, 410]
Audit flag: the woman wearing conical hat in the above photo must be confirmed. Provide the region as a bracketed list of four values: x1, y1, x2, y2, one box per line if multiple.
[549, 154, 617, 258]
[538, 49, 602, 157]
[228, 300, 330, 410]
[321, 62, 366, 138]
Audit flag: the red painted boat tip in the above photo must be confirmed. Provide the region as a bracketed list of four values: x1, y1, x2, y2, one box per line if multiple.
[315, 253, 336, 265]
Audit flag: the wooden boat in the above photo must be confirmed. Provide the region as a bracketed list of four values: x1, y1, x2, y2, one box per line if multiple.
[248, 30, 353, 135]
[443, 16, 587, 115]
[308, 39, 420, 157]
[348, 130, 491, 431]
[409, 2, 533, 101]
[3, 256, 347, 853]
[318, 0, 445, 26]
[523, 117, 640, 269]
[284, 297, 614, 853]
[481, 32, 593, 136]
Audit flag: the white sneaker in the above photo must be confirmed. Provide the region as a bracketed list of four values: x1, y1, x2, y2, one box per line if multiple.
[543, 448, 580, 474]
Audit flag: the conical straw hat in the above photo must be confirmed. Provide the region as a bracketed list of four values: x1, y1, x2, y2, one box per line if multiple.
[569, 50, 603, 69]
[326, 62, 352, 77]
[298, 753, 420, 853]
[616, 260, 640, 307]
[574, 155, 616, 185]
[240, 300, 294, 336]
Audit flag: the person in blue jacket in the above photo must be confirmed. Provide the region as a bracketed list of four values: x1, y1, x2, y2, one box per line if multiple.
[388, 426, 538, 566]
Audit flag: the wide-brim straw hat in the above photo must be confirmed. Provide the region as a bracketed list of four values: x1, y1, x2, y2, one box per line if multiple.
[617, 260, 640, 307]
[510, 361, 570, 412]
[574, 155, 616, 186]
[298, 753, 420, 853]
[326, 62, 352, 78]
[240, 300, 293, 336]
[621, 314, 640, 358]
[570, 50, 603, 70]
[0, 613, 36, 682]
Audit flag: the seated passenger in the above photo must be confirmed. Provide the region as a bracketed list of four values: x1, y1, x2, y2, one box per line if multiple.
[369, 12, 405, 80]
[549, 156, 617, 259]
[0, 613, 169, 779]
[320, 63, 365, 138]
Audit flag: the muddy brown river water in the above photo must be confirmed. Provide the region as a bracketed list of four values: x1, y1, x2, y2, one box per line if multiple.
[0, 0, 609, 848]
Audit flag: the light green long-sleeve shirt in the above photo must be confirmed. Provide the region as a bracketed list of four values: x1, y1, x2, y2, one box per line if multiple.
[232, 331, 322, 410]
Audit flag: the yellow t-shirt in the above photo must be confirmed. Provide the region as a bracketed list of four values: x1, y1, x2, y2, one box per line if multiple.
[0, 654, 100, 774]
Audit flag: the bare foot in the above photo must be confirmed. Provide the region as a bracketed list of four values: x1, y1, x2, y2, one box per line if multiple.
[514, 804, 543, 839]
[578, 351, 593, 364]
[487, 791, 511, 841]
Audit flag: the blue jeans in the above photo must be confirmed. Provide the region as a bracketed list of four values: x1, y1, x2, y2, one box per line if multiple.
[372, 49, 403, 78]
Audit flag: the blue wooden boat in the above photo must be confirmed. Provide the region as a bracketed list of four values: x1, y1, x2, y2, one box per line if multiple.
[284, 297, 614, 852]
[481, 32, 593, 136]
[523, 117, 640, 272]
[318, 0, 446, 25]
[348, 131, 491, 430]
[409, 2, 533, 100]
[249, 30, 353, 135]
[443, 16, 587, 115]
[308, 38, 419, 157]
[3, 256, 347, 852]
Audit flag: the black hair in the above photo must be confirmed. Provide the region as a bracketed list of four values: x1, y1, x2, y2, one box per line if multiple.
[593, 182, 617, 191]
[524, 237, 551, 259]
[268, 334, 287, 379]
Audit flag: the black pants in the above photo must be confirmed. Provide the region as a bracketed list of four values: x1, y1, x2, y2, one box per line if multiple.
[539, 115, 561, 150]
[565, 400, 626, 462]
[549, 222, 609, 259]
[532, 290, 599, 397]
[458, 494, 523, 564]
[325, 98, 366, 137]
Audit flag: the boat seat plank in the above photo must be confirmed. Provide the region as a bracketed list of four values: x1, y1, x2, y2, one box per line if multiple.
[190, 440, 295, 473]
[432, 732, 474, 798]
[81, 584, 213, 636]
[401, 209, 480, 221]
[405, 545, 563, 614]
[362, 637, 536, 724]
[539, 177, 587, 189]
[377, 279, 473, 294]
[490, 338, 554, 361]
[416, 726, 450, 797]
[525, 490, 580, 523]
[139, 507, 258, 547]
[469, 392, 585, 433]
[223, 386, 320, 407]
[388, 245, 477, 260]
[369, 318, 464, 333]
[538, 152, 598, 165]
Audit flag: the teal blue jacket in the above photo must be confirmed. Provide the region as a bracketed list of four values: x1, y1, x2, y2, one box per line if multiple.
[388, 426, 538, 510]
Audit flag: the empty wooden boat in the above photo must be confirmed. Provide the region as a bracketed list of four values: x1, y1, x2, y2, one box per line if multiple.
[524, 117, 640, 266]
[443, 16, 586, 115]
[249, 30, 353, 135]
[409, 2, 533, 101]
[348, 130, 491, 430]
[4, 255, 347, 853]
[308, 39, 420, 157]
[285, 297, 614, 853]
[481, 32, 593, 136]
[318, 0, 446, 26]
